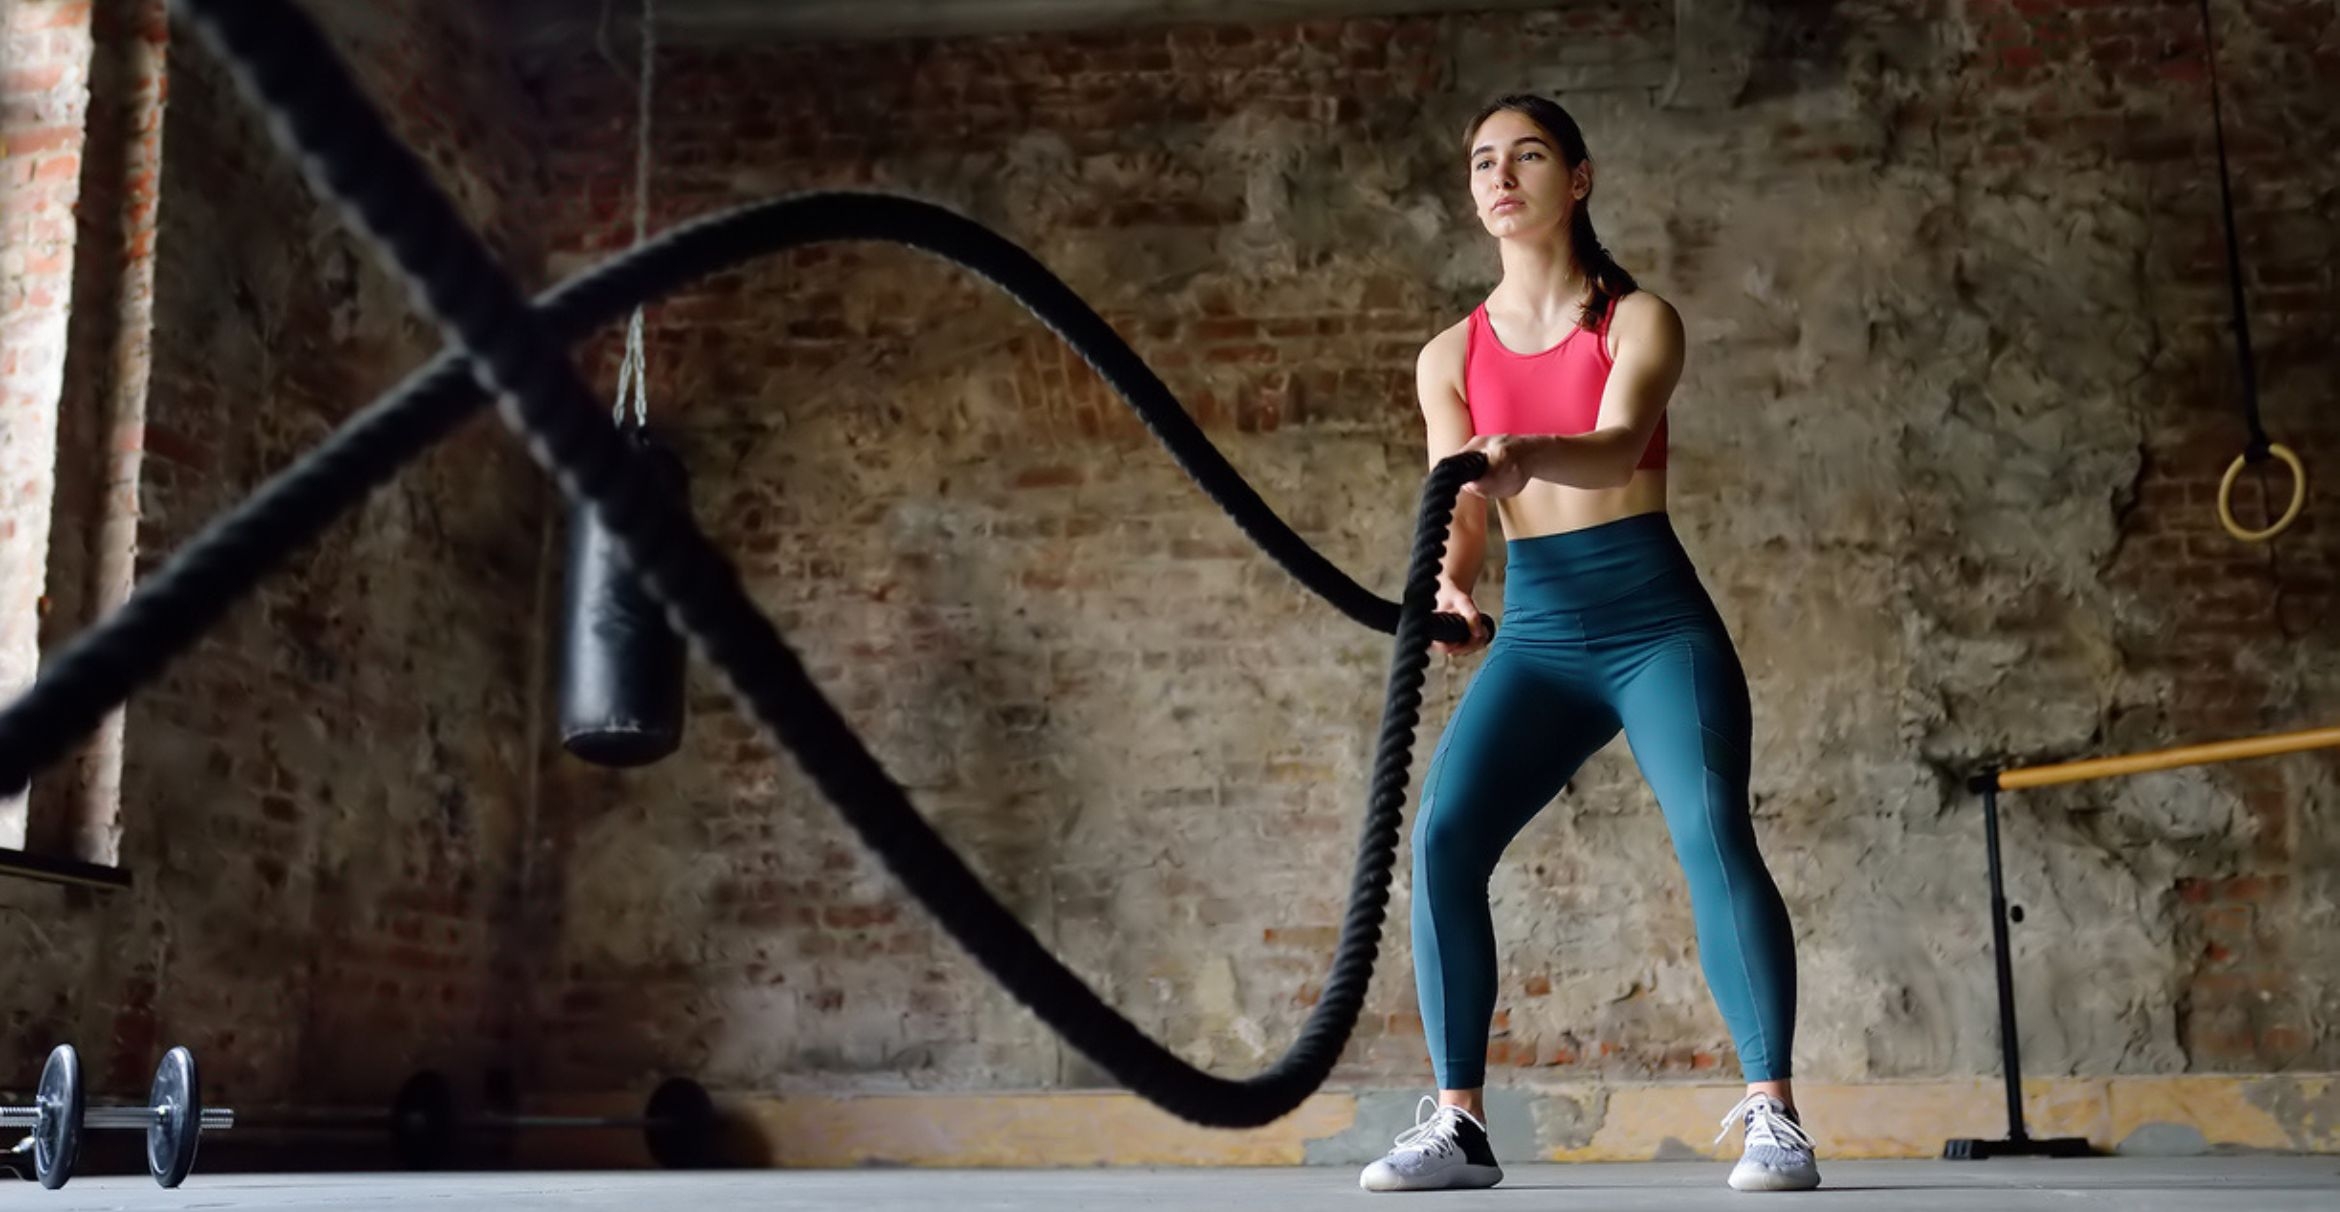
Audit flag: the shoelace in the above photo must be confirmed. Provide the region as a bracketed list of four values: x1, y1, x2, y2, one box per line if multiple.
[1392, 1095, 1469, 1158]
[1713, 1092, 1816, 1152]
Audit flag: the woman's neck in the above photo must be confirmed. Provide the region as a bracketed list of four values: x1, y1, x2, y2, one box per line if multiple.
[1491, 233, 1591, 323]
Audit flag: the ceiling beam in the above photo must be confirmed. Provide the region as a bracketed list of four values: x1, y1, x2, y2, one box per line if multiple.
[515, 0, 1585, 51]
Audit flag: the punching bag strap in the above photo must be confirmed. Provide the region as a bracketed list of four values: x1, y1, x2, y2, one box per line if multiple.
[612, 0, 656, 431]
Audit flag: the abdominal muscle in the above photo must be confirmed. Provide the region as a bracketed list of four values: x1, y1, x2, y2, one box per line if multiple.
[1494, 467, 1667, 540]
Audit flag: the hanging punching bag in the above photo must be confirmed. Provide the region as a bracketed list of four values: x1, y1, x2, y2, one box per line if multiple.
[558, 423, 689, 767]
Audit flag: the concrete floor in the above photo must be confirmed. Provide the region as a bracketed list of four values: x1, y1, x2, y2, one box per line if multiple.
[12, 1159, 2340, 1210]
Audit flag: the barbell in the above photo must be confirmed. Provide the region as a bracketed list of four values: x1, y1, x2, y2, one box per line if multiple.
[0, 1044, 229, 1188]
[6, 1044, 717, 1186]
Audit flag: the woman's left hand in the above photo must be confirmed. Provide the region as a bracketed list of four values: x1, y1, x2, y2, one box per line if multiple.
[1459, 434, 1531, 500]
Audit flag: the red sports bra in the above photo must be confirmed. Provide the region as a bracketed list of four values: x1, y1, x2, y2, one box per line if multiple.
[1462, 298, 1667, 470]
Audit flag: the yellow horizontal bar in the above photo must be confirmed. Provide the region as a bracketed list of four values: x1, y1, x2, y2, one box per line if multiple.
[1997, 725, 2340, 791]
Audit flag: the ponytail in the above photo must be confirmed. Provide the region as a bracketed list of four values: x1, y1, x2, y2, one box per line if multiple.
[1569, 203, 1638, 330]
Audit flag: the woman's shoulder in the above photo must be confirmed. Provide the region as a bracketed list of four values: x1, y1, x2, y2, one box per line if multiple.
[1608, 288, 1680, 330]
[1417, 312, 1473, 380]
[1428, 309, 1475, 350]
[1603, 289, 1685, 365]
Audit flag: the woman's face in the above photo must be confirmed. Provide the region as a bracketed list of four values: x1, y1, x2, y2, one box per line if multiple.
[1468, 108, 1587, 240]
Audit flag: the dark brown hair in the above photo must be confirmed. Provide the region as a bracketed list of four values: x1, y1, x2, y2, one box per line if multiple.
[1464, 93, 1638, 330]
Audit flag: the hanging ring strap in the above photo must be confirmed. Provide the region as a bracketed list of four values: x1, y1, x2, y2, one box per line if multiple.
[2198, 0, 2305, 541]
[2218, 443, 2307, 543]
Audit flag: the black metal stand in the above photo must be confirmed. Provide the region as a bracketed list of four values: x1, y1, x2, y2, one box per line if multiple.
[1942, 775, 2093, 1160]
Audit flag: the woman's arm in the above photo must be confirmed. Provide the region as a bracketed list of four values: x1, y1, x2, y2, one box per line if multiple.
[1418, 326, 1488, 591]
[1419, 327, 1495, 655]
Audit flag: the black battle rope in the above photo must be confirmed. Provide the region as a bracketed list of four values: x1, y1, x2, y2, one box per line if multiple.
[0, 0, 1494, 1127]
[2199, 0, 2270, 463]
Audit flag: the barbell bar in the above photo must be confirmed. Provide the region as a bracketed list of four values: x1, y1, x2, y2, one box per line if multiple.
[387, 1069, 718, 1169]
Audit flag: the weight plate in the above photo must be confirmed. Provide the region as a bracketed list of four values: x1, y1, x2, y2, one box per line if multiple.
[391, 1071, 456, 1170]
[643, 1077, 715, 1169]
[146, 1046, 203, 1187]
[34, 1043, 83, 1190]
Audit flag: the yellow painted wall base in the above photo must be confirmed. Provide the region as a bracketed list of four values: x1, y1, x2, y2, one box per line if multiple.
[518, 1073, 2340, 1169]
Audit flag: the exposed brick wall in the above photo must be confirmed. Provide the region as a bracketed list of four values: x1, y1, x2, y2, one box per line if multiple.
[1895, 0, 2340, 1077]
[29, 0, 167, 865]
[2025, 0, 2340, 1073]
[520, 11, 1544, 1093]
[517, 0, 2340, 1099]
[113, 0, 553, 1102]
[0, 0, 555, 1109]
[7, 0, 2332, 1119]
[0, 0, 95, 847]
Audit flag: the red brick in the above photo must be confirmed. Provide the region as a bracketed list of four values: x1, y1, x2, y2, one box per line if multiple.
[1, 122, 77, 154]
[30, 1, 94, 31]
[4, 62, 70, 94]
[1537, 1038, 1581, 1066]
[823, 903, 900, 929]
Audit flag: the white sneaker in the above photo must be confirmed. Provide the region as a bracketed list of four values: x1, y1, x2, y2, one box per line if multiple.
[1715, 1092, 1821, 1192]
[1358, 1096, 1504, 1192]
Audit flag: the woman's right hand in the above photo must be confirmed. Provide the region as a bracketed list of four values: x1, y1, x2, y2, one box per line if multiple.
[1431, 580, 1491, 657]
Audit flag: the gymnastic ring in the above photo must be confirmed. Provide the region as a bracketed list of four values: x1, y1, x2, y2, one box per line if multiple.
[2216, 443, 2306, 543]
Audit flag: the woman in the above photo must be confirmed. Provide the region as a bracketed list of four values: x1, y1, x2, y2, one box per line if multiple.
[1358, 94, 1818, 1195]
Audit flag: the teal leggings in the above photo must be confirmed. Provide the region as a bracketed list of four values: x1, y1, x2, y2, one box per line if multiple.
[1412, 512, 1795, 1088]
